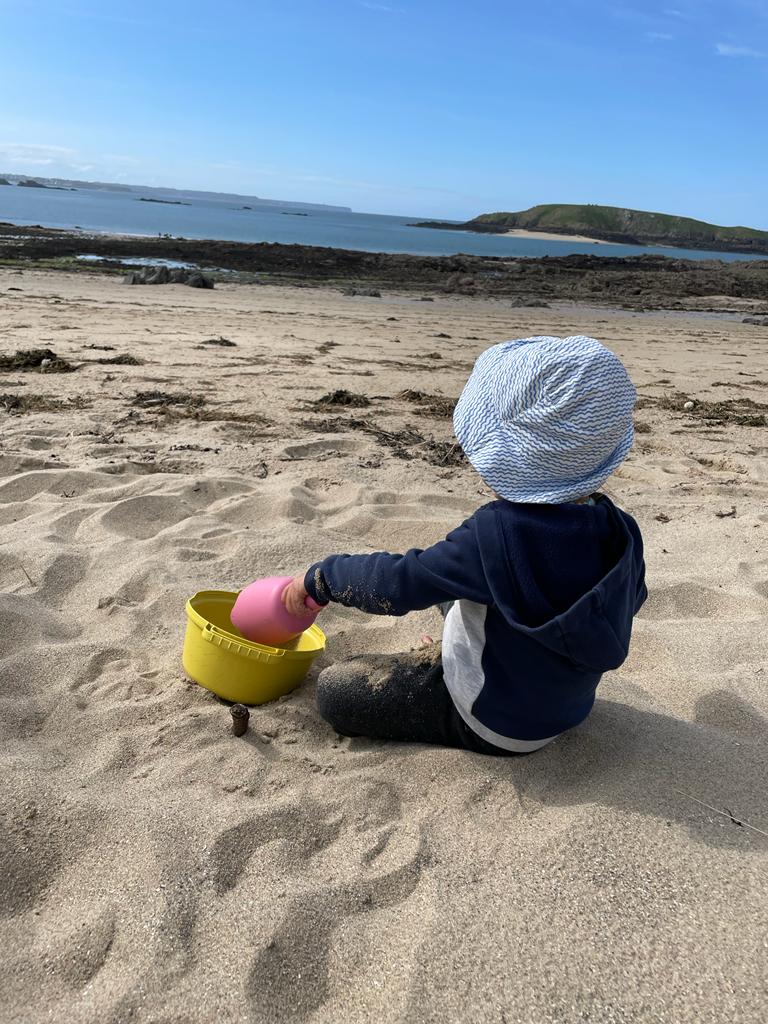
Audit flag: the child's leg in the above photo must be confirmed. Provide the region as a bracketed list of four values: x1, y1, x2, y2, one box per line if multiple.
[315, 644, 516, 755]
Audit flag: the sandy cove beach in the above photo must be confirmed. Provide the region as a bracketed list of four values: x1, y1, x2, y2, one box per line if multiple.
[1, 267, 767, 1024]
[502, 229, 620, 245]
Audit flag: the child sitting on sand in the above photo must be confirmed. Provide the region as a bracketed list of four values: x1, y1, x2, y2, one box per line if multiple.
[283, 335, 647, 755]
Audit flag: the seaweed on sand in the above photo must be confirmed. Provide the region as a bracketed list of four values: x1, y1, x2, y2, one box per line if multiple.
[0, 348, 76, 373]
[418, 439, 466, 467]
[300, 415, 467, 467]
[95, 354, 145, 365]
[0, 393, 89, 414]
[310, 389, 371, 409]
[658, 391, 767, 427]
[397, 389, 456, 418]
[130, 389, 270, 428]
[132, 390, 205, 410]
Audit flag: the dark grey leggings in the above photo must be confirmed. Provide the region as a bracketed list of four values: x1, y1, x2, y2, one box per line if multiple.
[315, 643, 519, 757]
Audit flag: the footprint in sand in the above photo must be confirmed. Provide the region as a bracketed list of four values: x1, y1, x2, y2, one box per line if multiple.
[100, 494, 200, 540]
[694, 689, 767, 740]
[639, 581, 760, 621]
[73, 647, 135, 692]
[0, 593, 81, 651]
[23, 433, 63, 452]
[282, 438, 364, 461]
[173, 547, 219, 562]
[0, 455, 65, 478]
[208, 801, 345, 895]
[244, 834, 427, 1024]
[39, 908, 117, 989]
[37, 551, 91, 605]
[734, 558, 768, 602]
[45, 505, 100, 543]
[0, 469, 113, 505]
[0, 792, 96, 919]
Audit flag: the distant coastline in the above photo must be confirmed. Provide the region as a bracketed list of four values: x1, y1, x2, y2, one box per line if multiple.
[0, 173, 352, 213]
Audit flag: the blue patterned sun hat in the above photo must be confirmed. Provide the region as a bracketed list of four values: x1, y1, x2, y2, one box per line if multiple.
[453, 336, 636, 504]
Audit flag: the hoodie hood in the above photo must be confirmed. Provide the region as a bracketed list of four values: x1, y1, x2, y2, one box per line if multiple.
[479, 495, 647, 674]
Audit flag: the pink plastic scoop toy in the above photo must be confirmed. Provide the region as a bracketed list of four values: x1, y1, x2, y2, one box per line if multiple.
[230, 575, 323, 646]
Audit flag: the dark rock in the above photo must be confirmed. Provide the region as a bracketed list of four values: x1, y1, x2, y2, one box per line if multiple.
[185, 272, 213, 289]
[138, 197, 191, 206]
[340, 287, 381, 297]
[122, 266, 213, 289]
[201, 336, 236, 347]
[743, 316, 768, 326]
[145, 265, 171, 285]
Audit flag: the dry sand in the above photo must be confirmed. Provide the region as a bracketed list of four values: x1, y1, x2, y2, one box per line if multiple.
[502, 229, 621, 245]
[1, 268, 767, 1024]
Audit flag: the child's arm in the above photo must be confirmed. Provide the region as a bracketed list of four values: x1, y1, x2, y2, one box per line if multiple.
[285, 517, 493, 618]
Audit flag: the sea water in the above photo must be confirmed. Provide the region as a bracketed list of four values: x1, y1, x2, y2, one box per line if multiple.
[0, 183, 762, 263]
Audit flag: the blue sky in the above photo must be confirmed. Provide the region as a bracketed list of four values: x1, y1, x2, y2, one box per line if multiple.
[1, 0, 766, 223]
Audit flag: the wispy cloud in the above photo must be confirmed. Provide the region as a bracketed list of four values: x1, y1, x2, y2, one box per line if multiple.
[358, 1, 398, 11]
[646, 31, 674, 40]
[0, 142, 76, 166]
[716, 42, 767, 57]
[0, 142, 131, 177]
[662, 5, 698, 20]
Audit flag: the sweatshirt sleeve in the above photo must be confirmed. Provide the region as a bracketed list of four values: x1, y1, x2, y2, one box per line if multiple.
[304, 517, 493, 616]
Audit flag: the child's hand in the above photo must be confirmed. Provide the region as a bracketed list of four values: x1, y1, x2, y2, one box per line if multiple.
[282, 574, 314, 617]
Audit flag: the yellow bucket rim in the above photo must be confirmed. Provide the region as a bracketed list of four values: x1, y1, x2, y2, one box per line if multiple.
[185, 589, 326, 658]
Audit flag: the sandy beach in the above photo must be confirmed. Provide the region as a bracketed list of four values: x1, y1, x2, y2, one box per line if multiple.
[2, 267, 767, 1024]
[502, 228, 621, 245]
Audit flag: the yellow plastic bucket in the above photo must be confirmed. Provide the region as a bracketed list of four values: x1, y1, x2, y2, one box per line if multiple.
[183, 590, 326, 705]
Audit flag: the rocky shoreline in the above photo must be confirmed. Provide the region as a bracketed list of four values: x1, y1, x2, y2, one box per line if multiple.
[1, 221, 768, 312]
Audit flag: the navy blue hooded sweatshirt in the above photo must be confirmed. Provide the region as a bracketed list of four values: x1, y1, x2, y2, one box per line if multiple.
[305, 494, 647, 751]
